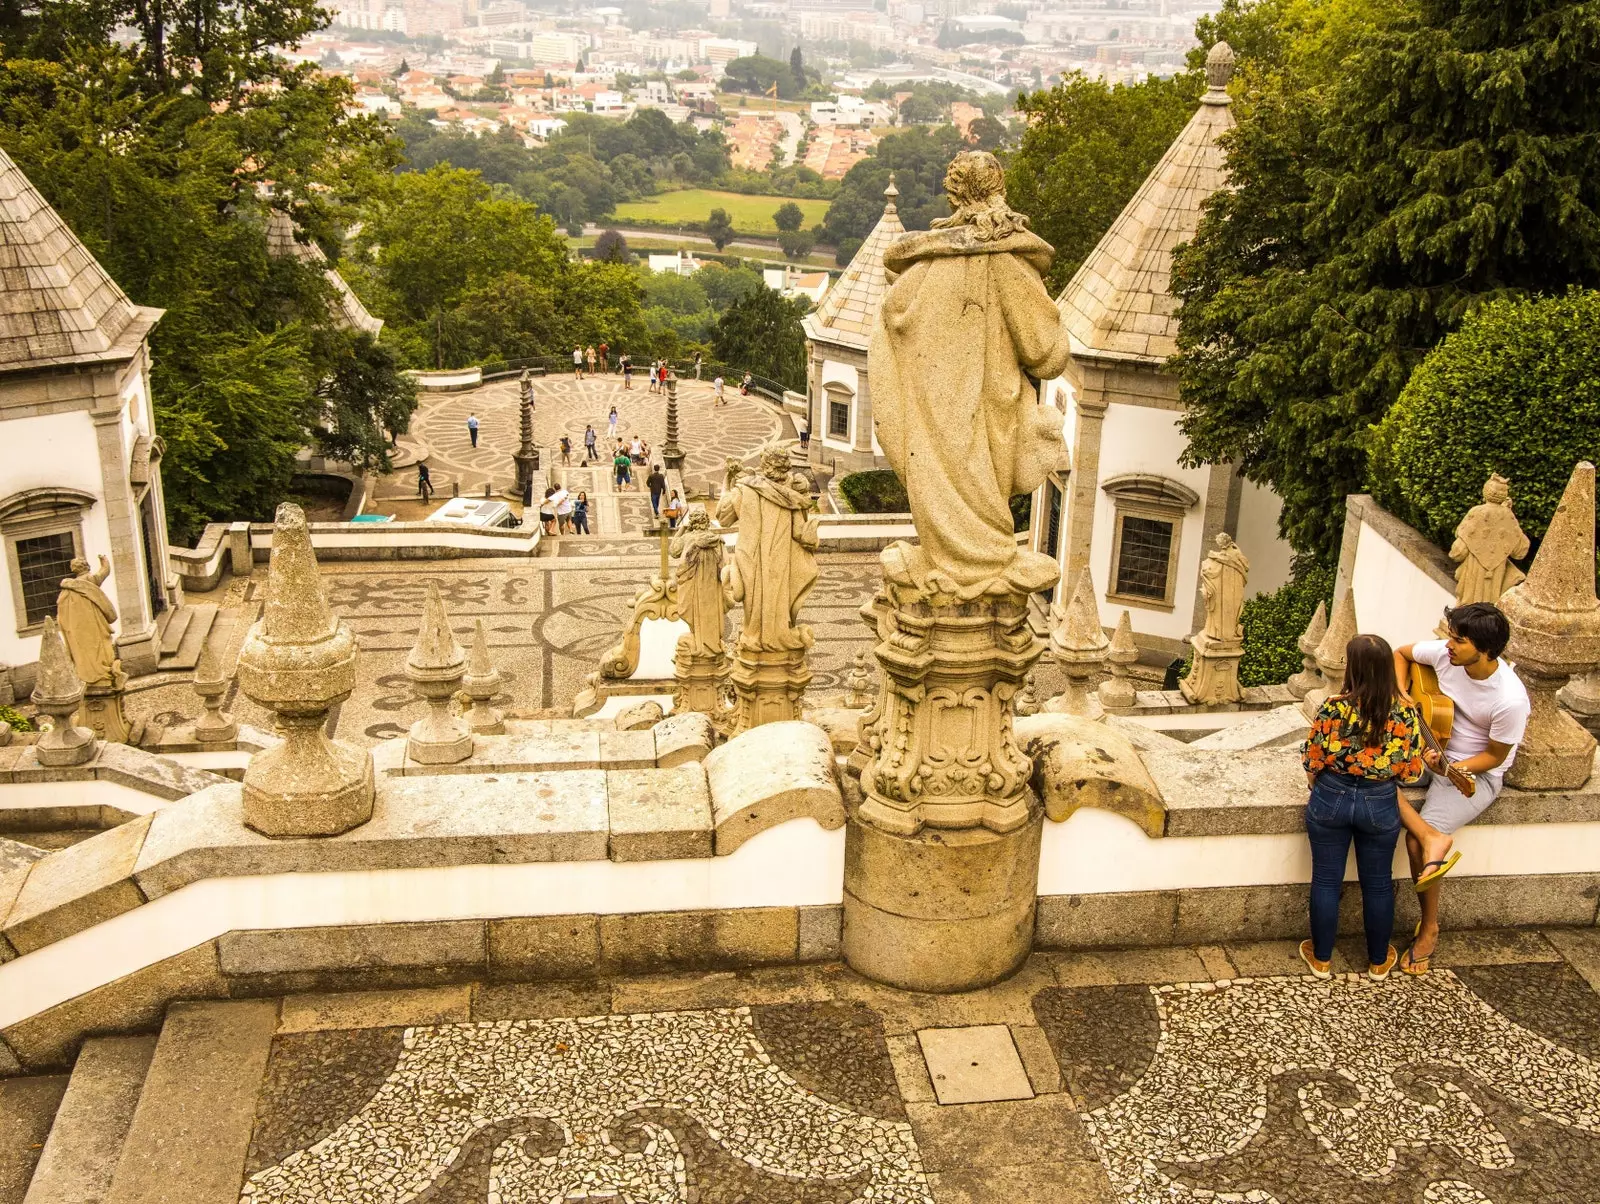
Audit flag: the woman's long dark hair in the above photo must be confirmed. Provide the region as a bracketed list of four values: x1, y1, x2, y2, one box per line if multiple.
[1340, 633, 1397, 750]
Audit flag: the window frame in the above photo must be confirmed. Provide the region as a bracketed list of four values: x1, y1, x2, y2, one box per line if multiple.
[1, 488, 94, 638]
[1100, 474, 1197, 614]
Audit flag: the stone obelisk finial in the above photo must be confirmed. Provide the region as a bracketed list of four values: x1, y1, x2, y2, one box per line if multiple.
[1286, 600, 1328, 700]
[1098, 609, 1139, 709]
[32, 617, 96, 766]
[1046, 570, 1109, 720]
[236, 503, 373, 837]
[1301, 589, 1356, 719]
[406, 582, 473, 763]
[662, 371, 685, 471]
[191, 641, 238, 743]
[461, 617, 505, 735]
[1502, 461, 1600, 788]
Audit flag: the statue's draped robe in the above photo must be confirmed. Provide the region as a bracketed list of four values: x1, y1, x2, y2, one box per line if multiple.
[672, 529, 728, 657]
[716, 478, 819, 651]
[56, 577, 118, 686]
[1451, 503, 1530, 604]
[1199, 545, 1250, 643]
[870, 226, 1072, 591]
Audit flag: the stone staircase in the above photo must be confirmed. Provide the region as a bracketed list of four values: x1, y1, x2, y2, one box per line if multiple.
[154, 605, 217, 673]
[2, 1002, 273, 1204]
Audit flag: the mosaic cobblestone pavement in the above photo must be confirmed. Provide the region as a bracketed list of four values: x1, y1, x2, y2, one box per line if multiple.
[225, 936, 1600, 1204]
[409, 374, 783, 499]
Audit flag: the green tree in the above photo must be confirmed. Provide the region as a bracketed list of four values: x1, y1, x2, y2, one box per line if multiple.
[1005, 73, 1202, 293]
[778, 229, 815, 259]
[594, 229, 632, 262]
[1369, 290, 1600, 547]
[719, 54, 798, 98]
[789, 45, 805, 88]
[897, 94, 942, 124]
[311, 332, 418, 472]
[822, 125, 966, 258]
[1172, 0, 1600, 560]
[773, 200, 805, 231]
[695, 262, 765, 310]
[966, 114, 1007, 150]
[706, 207, 736, 250]
[712, 286, 808, 390]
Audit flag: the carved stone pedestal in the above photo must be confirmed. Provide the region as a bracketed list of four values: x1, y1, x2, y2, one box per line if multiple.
[842, 809, 1043, 992]
[854, 581, 1045, 836]
[728, 643, 810, 733]
[77, 683, 131, 743]
[1180, 632, 1244, 705]
[674, 643, 728, 718]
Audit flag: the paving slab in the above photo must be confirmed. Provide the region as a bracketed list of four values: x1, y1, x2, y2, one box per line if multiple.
[916, 1025, 1034, 1106]
[23, 1035, 156, 1204]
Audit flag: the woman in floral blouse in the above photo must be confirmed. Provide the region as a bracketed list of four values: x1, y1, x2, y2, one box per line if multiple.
[1300, 633, 1425, 981]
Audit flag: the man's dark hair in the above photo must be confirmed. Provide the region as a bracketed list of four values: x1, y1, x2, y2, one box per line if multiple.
[1444, 602, 1511, 660]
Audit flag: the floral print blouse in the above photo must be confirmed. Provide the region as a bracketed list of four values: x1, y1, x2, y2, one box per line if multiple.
[1301, 697, 1425, 782]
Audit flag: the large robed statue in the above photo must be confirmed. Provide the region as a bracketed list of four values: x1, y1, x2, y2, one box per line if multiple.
[671, 508, 728, 659]
[56, 555, 123, 688]
[870, 150, 1068, 596]
[716, 445, 819, 652]
[1450, 474, 1529, 605]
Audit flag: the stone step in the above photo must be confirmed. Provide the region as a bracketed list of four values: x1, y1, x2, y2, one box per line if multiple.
[155, 608, 192, 657]
[0, 1074, 67, 1204]
[103, 1000, 278, 1204]
[22, 1036, 156, 1204]
[156, 606, 217, 673]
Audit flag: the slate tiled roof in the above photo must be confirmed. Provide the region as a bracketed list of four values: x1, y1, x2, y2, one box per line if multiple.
[803, 178, 904, 352]
[1057, 49, 1235, 366]
[0, 145, 160, 372]
[265, 209, 384, 338]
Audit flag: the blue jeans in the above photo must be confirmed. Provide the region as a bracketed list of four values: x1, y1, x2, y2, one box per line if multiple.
[1305, 773, 1402, 965]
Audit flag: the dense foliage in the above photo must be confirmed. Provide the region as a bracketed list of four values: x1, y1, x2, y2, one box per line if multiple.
[712, 286, 809, 391]
[1239, 560, 1335, 687]
[1006, 73, 1203, 293]
[839, 470, 909, 513]
[1172, 0, 1600, 561]
[1369, 290, 1600, 547]
[0, 5, 414, 542]
[822, 126, 967, 262]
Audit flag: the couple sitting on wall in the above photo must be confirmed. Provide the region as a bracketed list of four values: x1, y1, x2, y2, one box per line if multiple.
[1298, 602, 1531, 979]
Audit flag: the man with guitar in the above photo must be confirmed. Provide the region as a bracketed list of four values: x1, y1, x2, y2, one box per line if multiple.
[1393, 602, 1531, 974]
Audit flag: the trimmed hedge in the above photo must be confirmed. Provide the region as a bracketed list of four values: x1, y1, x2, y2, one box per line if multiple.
[838, 470, 1033, 531]
[1238, 561, 1335, 687]
[1369, 289, 1600, 548]
[0, 704, 32, 732]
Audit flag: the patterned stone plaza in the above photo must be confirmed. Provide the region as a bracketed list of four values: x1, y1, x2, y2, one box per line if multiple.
[119, 930, 1600, 1203]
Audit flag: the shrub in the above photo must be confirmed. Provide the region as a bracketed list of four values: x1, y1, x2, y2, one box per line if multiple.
[1368, 289, 1600, 549]
[839, 470, 907, 512]
[0, 704, 32, 732]
[1238, 560, 1335, 688]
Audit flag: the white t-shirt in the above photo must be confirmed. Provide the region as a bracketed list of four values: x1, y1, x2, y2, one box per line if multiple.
[1413, 639, 1531, 779]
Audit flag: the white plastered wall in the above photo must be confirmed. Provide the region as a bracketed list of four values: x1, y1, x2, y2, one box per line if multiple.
[819, 358, 859, 455]
[1350, 519, 1454, 650]
[0, 409, 114, 668]
[1088, 403, 1212, 642]
[1233, 479, 1294, 597]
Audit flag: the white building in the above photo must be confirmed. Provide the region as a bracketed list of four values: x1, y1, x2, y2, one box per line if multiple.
[800, 179, 902, 468]
[763, 266, 831, 305]
[0, 148, 180, 697]
[699, 38, 759, 65]
[526, 32, 589, 66]
[1030, 44, 1293, 655]
[646, 250, 704, 276]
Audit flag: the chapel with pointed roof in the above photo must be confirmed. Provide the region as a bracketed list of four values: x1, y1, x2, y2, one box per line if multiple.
[0, 146, 177, 696]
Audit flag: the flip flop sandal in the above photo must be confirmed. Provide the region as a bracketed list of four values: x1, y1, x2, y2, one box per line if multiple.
[1415, 851, 1461, 891]
[1400, 944, 1432, 977]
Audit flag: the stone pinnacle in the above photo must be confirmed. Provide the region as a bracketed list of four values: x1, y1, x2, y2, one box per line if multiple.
[1108, 609, 1137, 664]
[408, 582, 466, 676]
[262, 503, 336, 644]
[1315, 589, 1357, 671]
[1516, 461, 1598, 617]
[1055, 571, 1109, 658]
[32, 615, 83, 705]
[467, 617, 495, 679]
[1298, 600, 1328, 656]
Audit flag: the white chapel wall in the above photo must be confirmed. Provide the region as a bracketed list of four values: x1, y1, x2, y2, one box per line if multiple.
[1233, 479, 1294, 596]
[819, 358, 859, 454]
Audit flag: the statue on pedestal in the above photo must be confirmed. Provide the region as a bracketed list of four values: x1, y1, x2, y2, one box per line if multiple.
[716, 445, 818, 730]
[55, 555, 130, 742]
[1180, 533, 1250, 705]
[1451, 474, 1529, 606]
[847, 150, 1071, 992]
[670, 507, 730, 717]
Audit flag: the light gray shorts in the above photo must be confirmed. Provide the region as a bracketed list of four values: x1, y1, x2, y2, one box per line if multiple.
[1419, 768, 1503, 835]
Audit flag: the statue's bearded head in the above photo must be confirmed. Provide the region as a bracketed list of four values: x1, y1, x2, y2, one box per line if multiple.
[69, 558, 90, 575]
[679, 507, 710, 533]
[759, 443, 790, 480]
[933, 151, 1030, 241]
[1484, 473, 1511, 505]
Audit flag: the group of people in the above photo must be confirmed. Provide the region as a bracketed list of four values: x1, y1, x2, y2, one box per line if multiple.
[571, 344, 611, 378]
[536, 486, 589, 536]
[1299, 601, 1530, 979]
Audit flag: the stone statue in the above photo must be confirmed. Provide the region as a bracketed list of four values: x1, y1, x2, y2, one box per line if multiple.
[1450, 473, 1529, 605]
[55, 555, 122, 689]
[716, 444, 818, 729]
[671, 507, 731, 717]
[868, 149, 1067, 597]
[1199, 533, 1250, 643]
[716, 444, 818, 654]
[1180, 533, 1250, 706]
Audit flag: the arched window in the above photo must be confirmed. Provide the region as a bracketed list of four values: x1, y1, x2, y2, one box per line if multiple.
[1101, 474, 1199, 610]
[0, 488, 97, 634]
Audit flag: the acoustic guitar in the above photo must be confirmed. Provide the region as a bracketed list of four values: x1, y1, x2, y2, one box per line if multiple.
[1408, 662, 1477, 797]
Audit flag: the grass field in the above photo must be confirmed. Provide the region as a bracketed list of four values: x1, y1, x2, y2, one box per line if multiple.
[572, 233, 837, 269]
[611, 189, 831, 235]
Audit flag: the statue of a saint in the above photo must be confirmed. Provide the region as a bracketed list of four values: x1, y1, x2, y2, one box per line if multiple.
[1199, 533, 1251, 645]
[55, 555, 123, 689]
[671, 508, 728, 658]
[869, 150, 1068, 596]
[716, 443, 819, 652]
[1450, 474, 1529, 605]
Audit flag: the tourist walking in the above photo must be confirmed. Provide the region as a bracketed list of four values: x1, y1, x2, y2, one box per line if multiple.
[798, 414, 810, 450]
[584, 424, 598, 464]
[630, 435, 645, 466]
[647, 360, 658, 394]
[663, 490, 685, 529]
[1299, 633, 1426, 981]
[556, 487, 575, 534]
[658, 362, 669, 391]
[608, 407, 619, 440]
[646, 464, 667, 517]
[713, 374, 725, 406]
[539, 487, 558, 536]
[573, 346, 584, 378]
[694, 352, 703, 380]
[613, 445, 633, 489]
[572, 491, 590, 534]
[559, 434, 572, 465]
[598, 341, 609, 372]
[621, 354, 633, 389]
[417, 461, 433, 502]
[585, 345, 596, 375]
[740, 372, 752, 396]
[466, 413, 479, 448]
